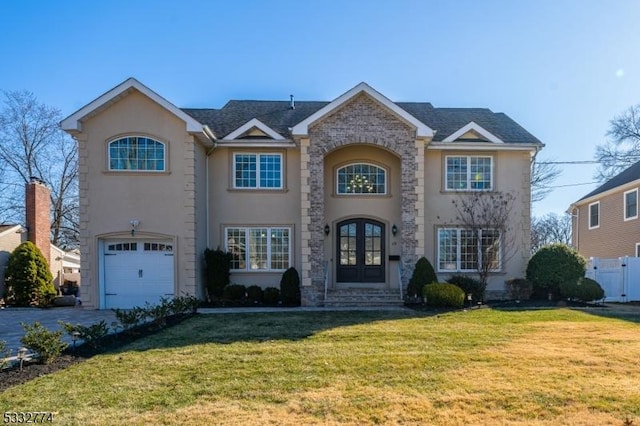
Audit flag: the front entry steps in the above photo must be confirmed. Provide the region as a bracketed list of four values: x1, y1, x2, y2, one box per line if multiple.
[324, 288, 404, 307]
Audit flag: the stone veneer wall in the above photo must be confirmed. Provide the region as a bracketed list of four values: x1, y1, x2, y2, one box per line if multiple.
[299, 94, 424, 305]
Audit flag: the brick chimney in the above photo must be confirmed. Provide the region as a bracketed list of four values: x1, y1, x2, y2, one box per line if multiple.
[25, 177, 51, 266]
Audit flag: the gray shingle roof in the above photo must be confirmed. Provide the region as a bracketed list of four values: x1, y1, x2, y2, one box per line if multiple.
[578, 160, 640, 201]
[182, 98, 541, 144]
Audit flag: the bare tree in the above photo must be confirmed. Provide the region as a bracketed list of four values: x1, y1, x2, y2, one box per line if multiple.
[595, 104, 640, 181]
[531, 159, 561, 203]
[451, 191, 516, 287]
[530, 213, 572, 254]
[0, 90, 78, 248]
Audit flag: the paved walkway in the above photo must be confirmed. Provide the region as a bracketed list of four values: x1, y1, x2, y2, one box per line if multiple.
[0, 305, 409, 354]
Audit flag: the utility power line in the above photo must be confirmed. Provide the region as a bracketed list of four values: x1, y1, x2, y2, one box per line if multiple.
[536, 161, 599, 165]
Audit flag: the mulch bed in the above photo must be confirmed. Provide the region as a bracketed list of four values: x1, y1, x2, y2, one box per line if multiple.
[0, 314, 194, 393]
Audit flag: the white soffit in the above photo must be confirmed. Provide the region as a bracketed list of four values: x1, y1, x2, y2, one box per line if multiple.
[442, 121, 504, 144]
[60, 77, 206, 135]
[291, 82, 434, 138]
[224, 118, 285, 140]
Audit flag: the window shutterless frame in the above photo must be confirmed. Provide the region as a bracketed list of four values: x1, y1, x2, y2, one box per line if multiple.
[232, 152, 283, 189]
[624, 188, 638, 221]
[336, 163, 387, 195]
[444, 155, 493, 191]
[224, 226, 291, 271]
[107, 136, 166, 172]
[588, 201, 600, 229]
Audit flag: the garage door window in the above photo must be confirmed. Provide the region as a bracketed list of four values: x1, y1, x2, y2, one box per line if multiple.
[144, 243, 173, 252]
[107, 242, 137, 251]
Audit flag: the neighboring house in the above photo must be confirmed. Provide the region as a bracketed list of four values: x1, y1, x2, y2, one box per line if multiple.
[569, 160, 640, 259]
[0, 179, 81, 298]
[61, 78, 543, 309]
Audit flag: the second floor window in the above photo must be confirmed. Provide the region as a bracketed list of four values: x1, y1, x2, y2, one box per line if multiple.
[589, 202, 600, 229]
[445, 156, 492, 191]
[625, 189, 638, 220]
[108, 136, 165, 171]
[337, 163, 386, 194]
[234, 153, 282, 189]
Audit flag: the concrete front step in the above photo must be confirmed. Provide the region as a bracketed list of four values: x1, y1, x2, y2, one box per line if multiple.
[324, 289, 404, 307]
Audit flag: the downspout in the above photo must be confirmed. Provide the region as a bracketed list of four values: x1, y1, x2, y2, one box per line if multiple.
[203, 126, 217, 249]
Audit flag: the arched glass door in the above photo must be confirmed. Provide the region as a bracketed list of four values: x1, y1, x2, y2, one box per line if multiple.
[336, 219, 385, 282]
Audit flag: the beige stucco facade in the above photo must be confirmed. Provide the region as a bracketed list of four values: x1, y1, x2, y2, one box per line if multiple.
[570, 182, 640, 259]
[62, 78, 541, 308]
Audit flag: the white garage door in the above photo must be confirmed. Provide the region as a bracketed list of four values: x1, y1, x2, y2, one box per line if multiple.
[103, 240, 174, 309]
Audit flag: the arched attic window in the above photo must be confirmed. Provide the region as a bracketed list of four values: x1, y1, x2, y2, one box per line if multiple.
[337, 163, 387, 195]
[108, 136, 166, 171]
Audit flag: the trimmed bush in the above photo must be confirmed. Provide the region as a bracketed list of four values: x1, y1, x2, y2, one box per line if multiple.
[59, 320, 109, 349]
[280, 267, 301, 306]
[505, 278, 533, 301]
[247, 285, 263, 303]
[223, 284, 247, 300]
[4, 241, 56, 306]
[560, 277, 605, 302]
[446, 275, 485, 302]
[20, 321, 68, 364]
[422, 283, 465, 308]
[526, 244, 586, 299]
[406, 257, 438, 298]
[204, 248, 233, 299]
[263, 287, 280, 306]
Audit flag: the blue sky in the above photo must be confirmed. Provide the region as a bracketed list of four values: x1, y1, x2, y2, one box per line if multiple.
[1, 0, 639, 216]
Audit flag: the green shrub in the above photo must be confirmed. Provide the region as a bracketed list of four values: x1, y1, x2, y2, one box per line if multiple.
[505, 278, 533, 301]
[112, 307, 145, 331]
[263, 287, 280, 306]
[5, 241, 56, 306]
[169, 294, 200, 315]
[559, 277, 605, 302]
[422, 283, 465, 308]
[223, 284, 247, 300]
[247, 285, 263, 303]
[204, 248, 233, 299]
[20, 321, 68, 364]
[526, 244, 586, 299]
[145, 298, 174, 327]
[446, 275, 485, 302]
[0, 340, 10, 370]
[59, 320, 109, 349]
[406, 257, 438, 298]
[280, 267, 301, 306]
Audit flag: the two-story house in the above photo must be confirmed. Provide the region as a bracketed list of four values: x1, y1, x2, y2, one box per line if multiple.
[569, 160, 640, 259]
[61, 78, 542, 309]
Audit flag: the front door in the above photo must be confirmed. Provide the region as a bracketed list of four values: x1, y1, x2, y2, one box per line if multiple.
[336, 219, 385, 282]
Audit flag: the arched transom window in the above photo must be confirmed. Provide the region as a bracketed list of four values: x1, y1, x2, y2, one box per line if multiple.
[337, 163, 386, 194]
[108, 136, 165, 171]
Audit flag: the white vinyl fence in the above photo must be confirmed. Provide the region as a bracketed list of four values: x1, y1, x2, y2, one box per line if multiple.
[586, 257, 640, 302]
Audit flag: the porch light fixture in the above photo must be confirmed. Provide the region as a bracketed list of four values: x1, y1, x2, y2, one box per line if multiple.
[324, 224, 330, 235]
[130, 219, 140, 236]
[392, 224, 398, 236]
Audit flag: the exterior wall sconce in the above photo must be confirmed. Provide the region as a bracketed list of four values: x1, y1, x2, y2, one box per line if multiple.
[392, 224, 398, 236]
[130, 219, 140, 236]
[324, 224, 330, 235]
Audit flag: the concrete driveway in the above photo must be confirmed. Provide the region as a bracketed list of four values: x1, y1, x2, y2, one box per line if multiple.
[0, 307, 117, 354]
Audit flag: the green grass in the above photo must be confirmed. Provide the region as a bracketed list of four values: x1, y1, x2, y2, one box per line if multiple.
[1, 308, 640, 425]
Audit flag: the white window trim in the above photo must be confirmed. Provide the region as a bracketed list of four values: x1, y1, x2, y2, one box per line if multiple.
[107, 135, 166, 172]
[444, 155, 493, 191]
[232, 152, 284, 190]
[624, 188, 638, 221]
[336, 162, 388, 195]
[225, 226, 291, 272]
[588, 201, 600, 230]
[437, 228, 502, 273]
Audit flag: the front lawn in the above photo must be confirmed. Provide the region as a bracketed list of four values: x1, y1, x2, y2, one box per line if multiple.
[1, 308, 639, 425]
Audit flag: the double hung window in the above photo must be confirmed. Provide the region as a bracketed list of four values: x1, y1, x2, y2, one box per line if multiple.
[445, 156, 492, 191]
[233, 153, 282, 189]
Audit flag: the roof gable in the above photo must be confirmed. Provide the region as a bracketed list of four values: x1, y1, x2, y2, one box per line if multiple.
[224, 118, 285, 140]
[442, 121, 504, 143]
[291, 82, 434, 138]
[61, 78, 210, 138]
